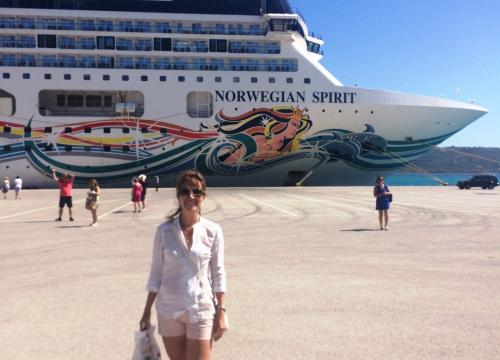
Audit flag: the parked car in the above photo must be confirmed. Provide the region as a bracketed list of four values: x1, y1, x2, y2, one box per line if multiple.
[456, 175, 498, 189]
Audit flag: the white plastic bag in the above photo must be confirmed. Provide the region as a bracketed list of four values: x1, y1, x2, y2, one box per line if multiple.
[131, 326, 162, 360]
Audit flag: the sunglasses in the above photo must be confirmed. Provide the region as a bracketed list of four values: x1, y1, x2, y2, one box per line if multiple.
[179, 188, 205, 197]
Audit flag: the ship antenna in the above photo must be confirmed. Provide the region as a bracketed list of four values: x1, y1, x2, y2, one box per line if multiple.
[260, 0, 267, 14]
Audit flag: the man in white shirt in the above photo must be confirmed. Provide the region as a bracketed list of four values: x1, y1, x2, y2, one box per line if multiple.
[14, 176, 22, 199]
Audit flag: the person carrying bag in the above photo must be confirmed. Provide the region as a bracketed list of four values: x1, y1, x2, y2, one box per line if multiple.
[139, 170, 227, 360]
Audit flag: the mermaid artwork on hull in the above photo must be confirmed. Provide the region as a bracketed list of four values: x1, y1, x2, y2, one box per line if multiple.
[214, 106, 312, 165]
[0, 104, 425, 184]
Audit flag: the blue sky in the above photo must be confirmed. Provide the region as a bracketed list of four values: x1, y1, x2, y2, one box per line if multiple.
[290, 0, 499, 147]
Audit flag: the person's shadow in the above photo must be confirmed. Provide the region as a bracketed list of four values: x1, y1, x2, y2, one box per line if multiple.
[339, 228, 380, 232]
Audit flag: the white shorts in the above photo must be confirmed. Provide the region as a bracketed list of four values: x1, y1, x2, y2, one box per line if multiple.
[158, 312, 213, 340]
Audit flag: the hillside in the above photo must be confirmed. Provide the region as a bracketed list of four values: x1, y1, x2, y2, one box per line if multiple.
[407, 147, 500, 173]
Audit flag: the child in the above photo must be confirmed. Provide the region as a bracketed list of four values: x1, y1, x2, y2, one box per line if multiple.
[131, 177, 143, 213]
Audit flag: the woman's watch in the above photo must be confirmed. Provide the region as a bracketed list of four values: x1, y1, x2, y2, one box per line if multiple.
[217, 305, 226, 312]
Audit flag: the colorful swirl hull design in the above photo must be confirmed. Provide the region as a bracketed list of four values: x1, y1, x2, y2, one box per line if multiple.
[0, 106, 453, 183]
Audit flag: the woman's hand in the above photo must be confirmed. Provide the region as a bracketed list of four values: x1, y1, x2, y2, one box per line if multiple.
[139, 311, 151, 331]
[212, 309, 227, 341]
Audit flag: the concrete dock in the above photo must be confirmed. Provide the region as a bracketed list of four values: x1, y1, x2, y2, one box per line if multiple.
[1, 186, 499, 359]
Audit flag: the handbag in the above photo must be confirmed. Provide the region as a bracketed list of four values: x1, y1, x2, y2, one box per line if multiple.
[131, 325, 162, 360]
[170, 224, 229, 332]
[387, 194, 393, 202]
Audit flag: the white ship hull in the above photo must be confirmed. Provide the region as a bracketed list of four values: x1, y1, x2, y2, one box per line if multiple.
[0, 5, 487, 187]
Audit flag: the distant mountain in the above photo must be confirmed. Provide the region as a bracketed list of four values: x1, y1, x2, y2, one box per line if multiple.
[407, 147, 500, 173]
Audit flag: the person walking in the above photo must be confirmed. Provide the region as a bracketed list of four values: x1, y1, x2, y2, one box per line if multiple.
[139, 170, 227, 360]
[155, 175, 159, 192]
[2, 177, 9, 199]
[131, 177, 143, 213]
[14, 176, 22, 199]
[138, 174, 148, 211]
[52, 168, 75, 221]
[374, 176, 391, 230]
[86, 178, 101, 227]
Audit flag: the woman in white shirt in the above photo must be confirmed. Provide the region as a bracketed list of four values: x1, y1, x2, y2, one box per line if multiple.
[140, 170, 227, 360]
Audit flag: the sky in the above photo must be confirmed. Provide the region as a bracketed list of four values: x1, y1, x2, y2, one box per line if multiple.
[290, 0, 500, 147]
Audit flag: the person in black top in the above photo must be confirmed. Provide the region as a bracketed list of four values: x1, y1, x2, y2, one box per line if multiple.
[138, 174, 148, 211]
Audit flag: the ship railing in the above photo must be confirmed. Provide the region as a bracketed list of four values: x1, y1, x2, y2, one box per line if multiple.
[0, 16, 269, 36]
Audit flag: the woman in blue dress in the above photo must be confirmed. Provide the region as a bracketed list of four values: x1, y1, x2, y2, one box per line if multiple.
[373, 176, 392, 230]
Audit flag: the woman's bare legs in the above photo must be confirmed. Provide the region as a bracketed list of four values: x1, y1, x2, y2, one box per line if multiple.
[162, 336, 211, 360]
[384, 209, 389, 230]
[186, 339, 211, 360]
[163, 336, 186, 360]
[378, 210, 384, 230]
[90, 209, 98, 225]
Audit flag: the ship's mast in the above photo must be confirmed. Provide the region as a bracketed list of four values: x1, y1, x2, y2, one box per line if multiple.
[260, 0, 267, 14]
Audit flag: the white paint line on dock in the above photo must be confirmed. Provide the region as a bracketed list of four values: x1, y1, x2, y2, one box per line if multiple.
[0, 198, 85, 221]
[286, 193, 372, 213]
[239, 193, 299, 217]
[98, 201, 132, 220]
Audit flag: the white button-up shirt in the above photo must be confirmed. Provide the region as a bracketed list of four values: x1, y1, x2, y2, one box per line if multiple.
[147, 217, 226, 323]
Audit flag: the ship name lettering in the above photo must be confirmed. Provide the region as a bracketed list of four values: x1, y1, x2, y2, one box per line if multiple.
[215, 90, 306, 103]
[312, 92, 357, 104]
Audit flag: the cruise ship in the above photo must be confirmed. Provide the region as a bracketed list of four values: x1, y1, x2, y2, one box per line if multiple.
[0, 0, 488, 187]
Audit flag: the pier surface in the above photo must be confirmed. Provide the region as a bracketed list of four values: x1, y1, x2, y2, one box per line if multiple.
[1, 187, 499, 359]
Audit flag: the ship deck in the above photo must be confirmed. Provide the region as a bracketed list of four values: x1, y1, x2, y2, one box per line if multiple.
[1, 186, 499, 359]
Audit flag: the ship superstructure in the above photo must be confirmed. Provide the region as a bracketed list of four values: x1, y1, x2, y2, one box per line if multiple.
[0, 0, 487, 186]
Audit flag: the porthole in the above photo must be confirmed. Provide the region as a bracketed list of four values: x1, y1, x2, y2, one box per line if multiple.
[215, 77, 222, 83]
[64, 127, 72, 133]
[160, 76, 167, 82]
[122, 128, 130, 134]
[196, 76, 204, 83]
[269, 77, 276, 83]
[304, 78, 311, 84]
[2, 73, 10, 79]
[44, 73, 51, 80]
[322, 109, 325, 113]
[286, 78, 293, 84]
[160, 128, 167, 134]
[44, 127, 52, 133]
[3, 126, 11, 133]
[370, 110, 374, 114]
[233, 77, 240, 83]
[178, 76, 185, 82]
[141, 75, 148, 82]
[65, 145, 72, 152]
[355, 110, 358, 114]
[338, 110, 342, 113]
[84, 127, 91, 134]
[122, 75, 129, 81]
[123, 145, 130, 152]
[104, 146, 111, 152]
[103, 127, 111, 134]
[103, 75, 110, 81]
[251, 77, 258, 83]
[64, 74, 71, 80]
[83, 74, 91, 80]
[23, 73, 30, 79]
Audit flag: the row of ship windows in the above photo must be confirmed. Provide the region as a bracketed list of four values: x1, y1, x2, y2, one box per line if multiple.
[0, 35, 281, 54]
[1, 72, 311, 84]
[0, 54, 298, 72]
[0, 17, 268, 36]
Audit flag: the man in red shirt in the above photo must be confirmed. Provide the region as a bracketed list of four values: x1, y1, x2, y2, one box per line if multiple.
[52, 168, 75, 221]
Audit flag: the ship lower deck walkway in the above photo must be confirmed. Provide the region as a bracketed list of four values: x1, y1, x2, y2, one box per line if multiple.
[1, 186, 499, 359]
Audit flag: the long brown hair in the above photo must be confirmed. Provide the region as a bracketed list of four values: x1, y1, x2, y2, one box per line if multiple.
[168, 170, 207, 221]
[89, 178, 99, 190]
